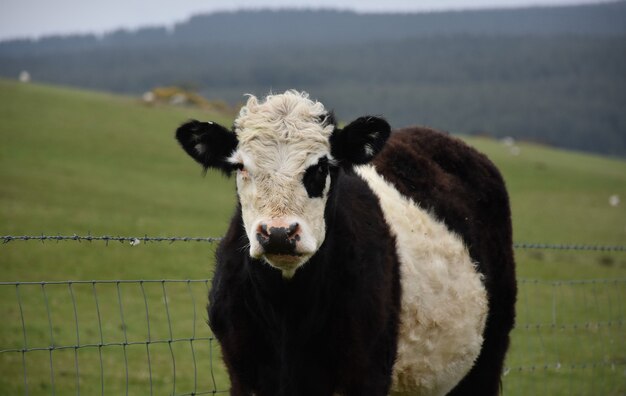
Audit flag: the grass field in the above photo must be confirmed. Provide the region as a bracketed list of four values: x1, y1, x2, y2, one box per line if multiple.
[1, 80, 625, 395]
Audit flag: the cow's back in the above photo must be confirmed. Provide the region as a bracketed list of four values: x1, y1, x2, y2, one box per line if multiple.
[358, 126, 516, 395]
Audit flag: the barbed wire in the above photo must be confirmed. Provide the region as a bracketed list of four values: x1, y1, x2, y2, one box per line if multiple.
[512, 242, 626, 252]
[2, 234, 625, 251]
[1, 234, 222, 245]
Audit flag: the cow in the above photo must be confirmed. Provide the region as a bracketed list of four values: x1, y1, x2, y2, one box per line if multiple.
[175, 90, 516, 396]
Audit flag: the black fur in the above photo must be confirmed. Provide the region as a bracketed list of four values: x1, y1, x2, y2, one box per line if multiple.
[209, 169, 401, 396]
[302, 156, 329, 198]
[175, 120, 239, 175]
[330, 116, 391, 166]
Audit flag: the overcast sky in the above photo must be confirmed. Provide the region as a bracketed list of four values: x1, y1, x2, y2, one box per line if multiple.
[0, 0, 610, 41]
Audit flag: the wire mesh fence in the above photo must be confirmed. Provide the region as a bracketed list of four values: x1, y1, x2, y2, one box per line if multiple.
[1, 236, 625, 395]
[503, 278, 625, 395]
[0, 279, 228, 395]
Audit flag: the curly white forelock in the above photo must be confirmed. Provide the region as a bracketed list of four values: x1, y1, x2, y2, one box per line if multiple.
[234, 90, 334, 144]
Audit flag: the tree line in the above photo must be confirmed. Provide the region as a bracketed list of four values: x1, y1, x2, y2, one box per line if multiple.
[1, 4, 625, 156]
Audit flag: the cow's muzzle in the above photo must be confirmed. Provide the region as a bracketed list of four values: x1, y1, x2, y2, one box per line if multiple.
[256, 221, 301, 256]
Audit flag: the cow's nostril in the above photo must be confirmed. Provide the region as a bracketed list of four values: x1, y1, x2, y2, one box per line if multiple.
[257, 223, 270, 238]
[287, 223, 299, 237]
[255, 221, 301, 255]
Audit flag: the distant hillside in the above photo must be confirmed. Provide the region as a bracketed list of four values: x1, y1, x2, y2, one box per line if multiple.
[0, 2, 625, 156]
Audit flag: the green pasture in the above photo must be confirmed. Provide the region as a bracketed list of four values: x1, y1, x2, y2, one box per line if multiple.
[1, 80, 624, 395]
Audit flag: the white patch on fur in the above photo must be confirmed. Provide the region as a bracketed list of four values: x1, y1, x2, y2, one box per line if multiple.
[194, 143, 206, 155]
[231, 91, 335, 275]
[364, 143, 375, 157]
[355, 165, 488, 396]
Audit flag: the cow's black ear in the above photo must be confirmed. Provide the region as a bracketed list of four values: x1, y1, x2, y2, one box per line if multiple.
[175, 120, 238, 175]
[330, 116, 390, 166]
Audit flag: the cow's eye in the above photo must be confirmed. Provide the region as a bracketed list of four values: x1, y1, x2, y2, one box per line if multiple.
[233, 163, 249, 178]
[303, 157, 329, 198]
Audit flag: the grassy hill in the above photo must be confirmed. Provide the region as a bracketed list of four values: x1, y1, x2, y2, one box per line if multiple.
[1, 80, 624, 395]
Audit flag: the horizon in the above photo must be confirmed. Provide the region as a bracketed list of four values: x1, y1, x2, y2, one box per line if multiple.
[0, 0, 615, 41]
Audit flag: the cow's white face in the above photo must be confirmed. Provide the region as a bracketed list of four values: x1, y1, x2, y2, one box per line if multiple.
[176, 90, 390, 278]
[229, 92, 335, 276]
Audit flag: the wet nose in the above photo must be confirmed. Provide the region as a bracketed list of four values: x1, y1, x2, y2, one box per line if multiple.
[256, 221, 301, 255]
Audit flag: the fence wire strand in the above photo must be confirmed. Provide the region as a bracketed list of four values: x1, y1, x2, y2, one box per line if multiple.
[1, 235, 223, 245]
[2, 234, 626, 251]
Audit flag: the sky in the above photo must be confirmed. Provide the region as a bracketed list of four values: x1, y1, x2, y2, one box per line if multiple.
[0, 0, 611, 41]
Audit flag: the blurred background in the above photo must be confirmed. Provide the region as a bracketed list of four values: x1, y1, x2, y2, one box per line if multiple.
[1, 1, 625, 395]
[1, 0, 626, 156]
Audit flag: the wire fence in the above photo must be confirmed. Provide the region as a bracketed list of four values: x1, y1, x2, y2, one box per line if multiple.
[3, 234, 626, 251]
[0, 279, 225, 395]
[1, 236, 625, 395]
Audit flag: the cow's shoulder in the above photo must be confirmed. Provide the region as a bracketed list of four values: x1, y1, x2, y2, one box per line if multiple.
[373, 127, 507, 204]
[371, 127, 511, 257]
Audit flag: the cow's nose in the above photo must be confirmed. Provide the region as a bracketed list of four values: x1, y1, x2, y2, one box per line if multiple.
[256, 222, 301, 255]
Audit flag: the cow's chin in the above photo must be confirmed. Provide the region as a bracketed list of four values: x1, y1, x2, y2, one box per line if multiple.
[263, 253, 311, 279]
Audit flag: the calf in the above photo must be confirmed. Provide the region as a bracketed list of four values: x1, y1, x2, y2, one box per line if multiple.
[176, 91, 516, 396]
